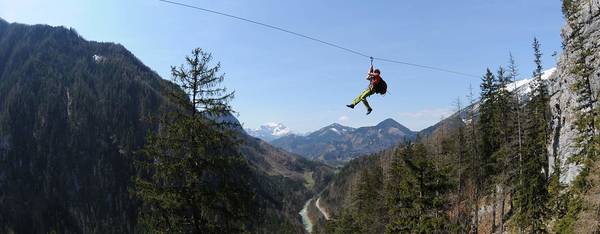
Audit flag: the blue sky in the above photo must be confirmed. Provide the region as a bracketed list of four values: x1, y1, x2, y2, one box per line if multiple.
[0, 0, 564, 132]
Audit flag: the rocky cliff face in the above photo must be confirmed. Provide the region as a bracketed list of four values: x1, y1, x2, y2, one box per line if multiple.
[548, 0, 600, 184]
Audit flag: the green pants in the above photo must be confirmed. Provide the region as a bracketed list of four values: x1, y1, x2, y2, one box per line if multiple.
[352, 88, 374, 109]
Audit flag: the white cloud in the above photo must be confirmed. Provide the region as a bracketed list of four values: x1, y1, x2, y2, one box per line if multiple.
[264, 122, 280, 128]
[338, 115, 350, 122]
[397, 108, 455, 130]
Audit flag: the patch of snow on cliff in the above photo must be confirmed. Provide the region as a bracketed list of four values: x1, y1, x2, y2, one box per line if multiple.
[93, 54, 105, 63]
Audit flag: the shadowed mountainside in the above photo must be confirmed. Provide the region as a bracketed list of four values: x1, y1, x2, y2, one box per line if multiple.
[0, 19, 332, 233]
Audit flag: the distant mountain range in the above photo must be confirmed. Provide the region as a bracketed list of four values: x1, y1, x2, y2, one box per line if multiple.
[270, 118, 416, 165]
[245, 122, 292, 141]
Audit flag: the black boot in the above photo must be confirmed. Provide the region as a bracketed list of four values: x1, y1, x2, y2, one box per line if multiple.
[346, 104, 355, 109]
[366, 108, 373, 115]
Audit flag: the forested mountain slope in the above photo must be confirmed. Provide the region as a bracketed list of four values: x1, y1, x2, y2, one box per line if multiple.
[0, 19, 332, 233]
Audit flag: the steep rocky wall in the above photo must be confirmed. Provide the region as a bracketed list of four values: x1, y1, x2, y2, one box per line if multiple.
[549, 0, 600, 184]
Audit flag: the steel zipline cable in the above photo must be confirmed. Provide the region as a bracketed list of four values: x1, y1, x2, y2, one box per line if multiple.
[373, 57, 479, 78]
[158, 0, 480, 78]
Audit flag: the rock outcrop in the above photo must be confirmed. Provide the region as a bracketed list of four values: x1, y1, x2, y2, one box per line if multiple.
[548, 0, 600, 184]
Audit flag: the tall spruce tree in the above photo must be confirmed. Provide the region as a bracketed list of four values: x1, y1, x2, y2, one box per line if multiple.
[133, 48, 255, 233]
[351, 165, 386, 233]
[530, 38, 551, 179]
[514, 38, 550, 232]
[479, 69, 500, 184]
[496, 66, 514, 146]
[325, 163, 385, 234]
[499, 53, 524, 234]
[508, 53, 524, 194]
[385, 144, 454, 233]
[491, 66, 515, 232]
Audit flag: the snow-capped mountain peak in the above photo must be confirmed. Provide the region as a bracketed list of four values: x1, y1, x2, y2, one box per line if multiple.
[308, 123, 355, 137]
[246, 122, 292, 142]
[264, 122, 291, 137]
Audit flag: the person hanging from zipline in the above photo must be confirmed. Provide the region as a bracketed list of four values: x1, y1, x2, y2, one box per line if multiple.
[347, 57, 387, 115]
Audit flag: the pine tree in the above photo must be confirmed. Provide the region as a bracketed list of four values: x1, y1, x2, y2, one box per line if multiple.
[478, 69, 502, 231]
[453, 97, 471, 230]
[496, 66, 515, 145]
[491, 65, 517, 232]
[326, 209, 360, 234]
[133, 48, 255, 233]
[466, 83, 481, 233]
[530, 38, 551, 179]
[351, 165, 385, 233]
[385, 144, 454, 233]
[547, 151, 566, 220]
[386, 146, 418, 233]
[454, 97, 466, 194]
[514, 38, 550, 232]
[479, 69, 500, 183]
[501, 53, 524, 234]
[508, 53, 524, 193]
